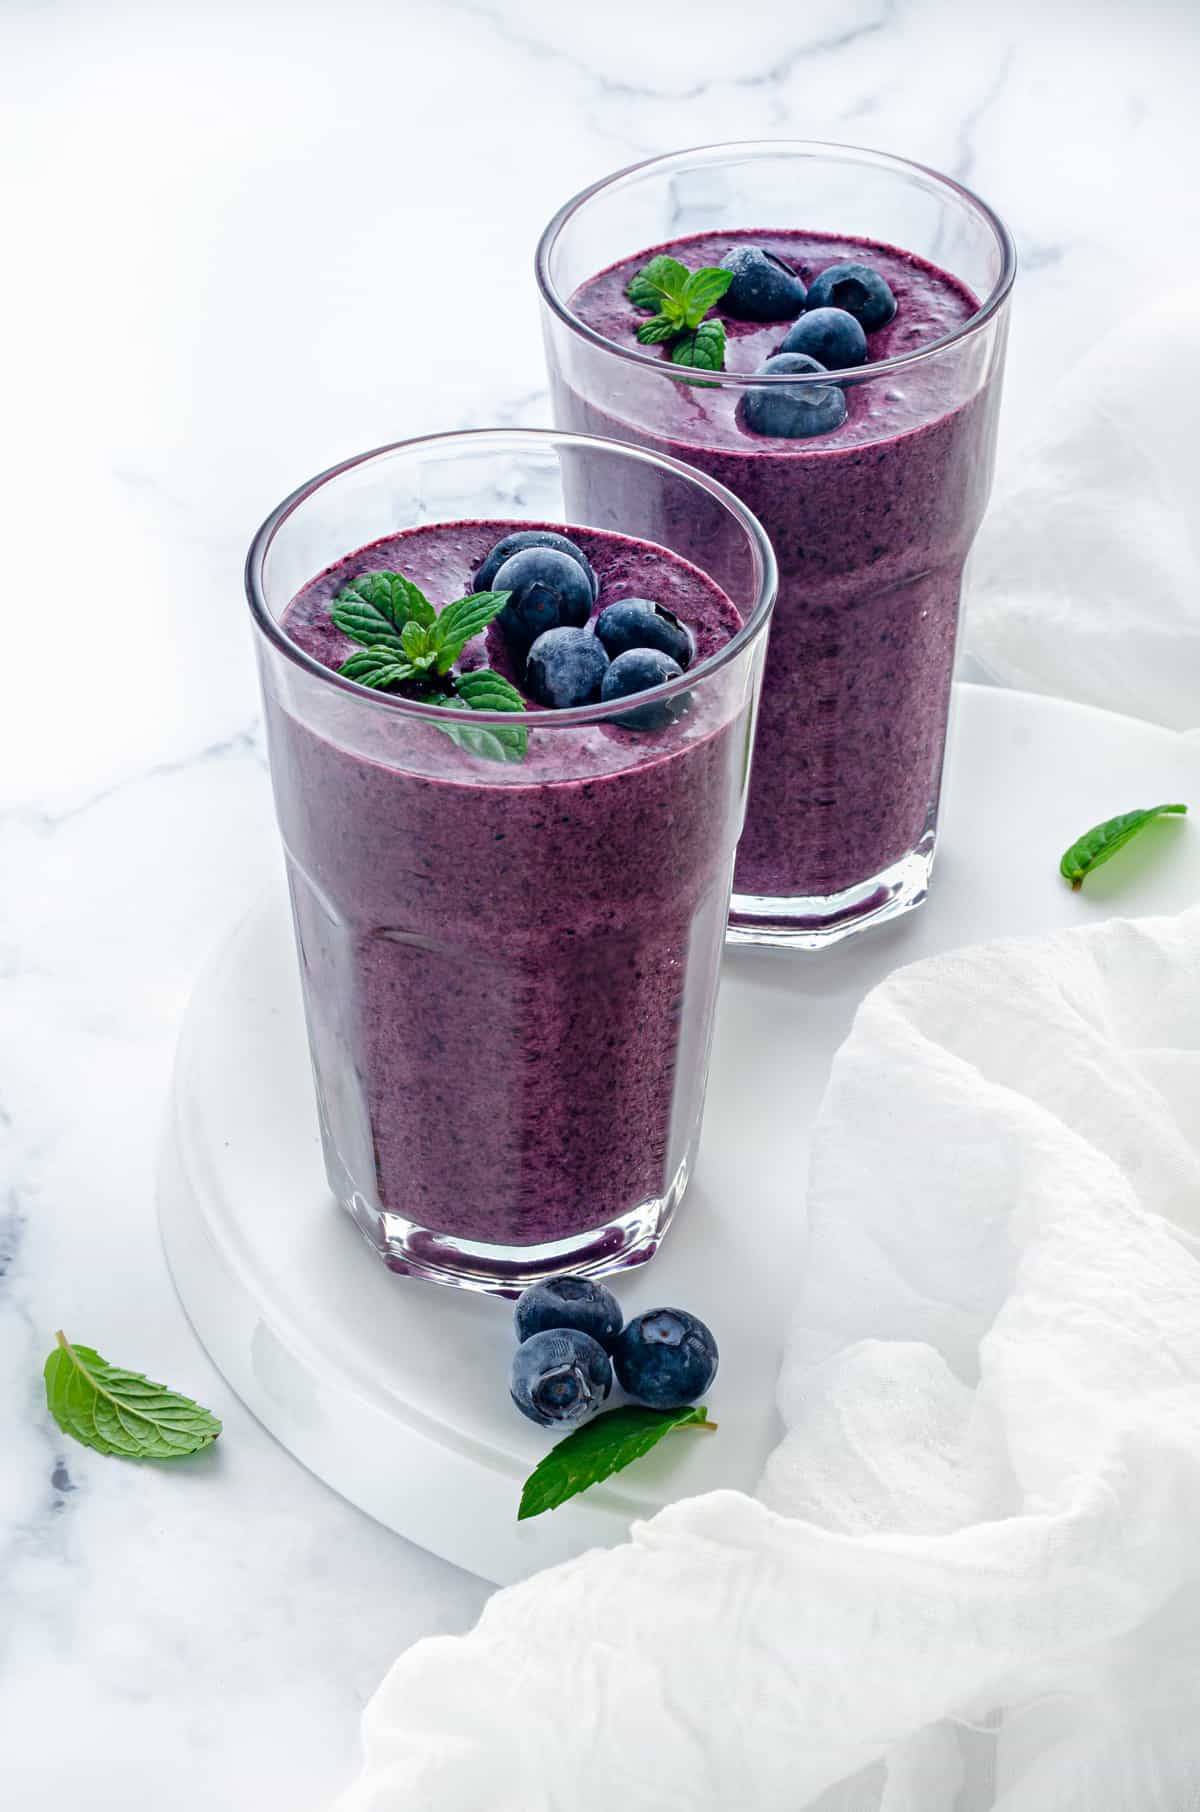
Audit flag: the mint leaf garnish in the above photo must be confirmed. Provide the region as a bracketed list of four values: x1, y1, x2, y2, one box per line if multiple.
[626, 254, 689, 312]
[626, 255, 730, 369]
[339, 646, 417, 688]
[331, 570, 434, 647]
[635, 314, 681, 346]
[518, 1403, 715, 1520]
[430, 590, 511, 674]
[330, 569, 526, 761]
[680, 265, 733, 325]
[671, 319, 726, 372]
[44, 1331, 221, 1461]
[1060, 802, 1188, 890]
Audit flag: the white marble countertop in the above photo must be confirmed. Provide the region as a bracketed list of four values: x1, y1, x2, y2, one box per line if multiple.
[2, 1, 1196, 1805]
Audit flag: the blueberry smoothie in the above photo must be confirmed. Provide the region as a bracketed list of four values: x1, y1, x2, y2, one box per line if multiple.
[549, 220, 1010, 932]
[265, 517, 752, 1280]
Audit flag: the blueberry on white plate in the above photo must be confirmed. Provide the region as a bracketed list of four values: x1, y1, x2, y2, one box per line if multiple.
[613, 1308, 719, 1409]
[511, 1327, 613, 1428]
[514, 1276, 623, 1351]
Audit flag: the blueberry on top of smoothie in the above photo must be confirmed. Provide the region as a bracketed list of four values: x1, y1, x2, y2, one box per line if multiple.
[805, 261, 897, 331]
[494, 545, 594, 646]
[595, 597, 694, 669]
[737, 353, 848, 440]
[511, 1327, 613, 1428]
[601, 648, 687, 730]
[719, 245, 807, 322]
[474, 529, 598, 599]
[526, 626, 610, 708]
[514, 1276, 623, 1351]
[779, 307, 868, 370]
[613, 1307, 719, 1409]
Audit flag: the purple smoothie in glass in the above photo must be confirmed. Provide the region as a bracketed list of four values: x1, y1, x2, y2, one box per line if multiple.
[271, 518, 745, 1263]
[564, 227, 998, 906]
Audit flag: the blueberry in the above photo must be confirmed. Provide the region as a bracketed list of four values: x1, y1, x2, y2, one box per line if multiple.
[613, 1308, 718, 1409]
[805, 262, 896, 332]
[514, 1276, 623, 1351]
[474, 530, 598, 599]
[736, 353, 848, 440]
[778, 307, 868, 371]
[510, 1327, 613, 1428]
[600, 648, 686, 731]
[594, 598, 694, 669]
[494, 547, 595, 648]
[719, 245, 807, 322]
[526, 626, 609, 708]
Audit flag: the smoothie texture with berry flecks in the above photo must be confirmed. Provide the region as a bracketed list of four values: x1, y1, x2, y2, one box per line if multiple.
[269, 519, 747, 1256]
[564, 229, 1003, 903]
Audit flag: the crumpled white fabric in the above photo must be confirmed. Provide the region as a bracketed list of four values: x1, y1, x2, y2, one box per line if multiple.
[335, 908, 1200, 1812]
[332, 312, 1200, 1810]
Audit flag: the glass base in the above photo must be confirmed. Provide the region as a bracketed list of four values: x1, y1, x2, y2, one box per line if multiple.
[340, 1156, 691, 1297]
[727, 827, 936, 950]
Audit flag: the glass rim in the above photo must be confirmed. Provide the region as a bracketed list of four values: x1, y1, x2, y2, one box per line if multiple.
[244, 426, 778, 729]
[535, 137, 1017, 387]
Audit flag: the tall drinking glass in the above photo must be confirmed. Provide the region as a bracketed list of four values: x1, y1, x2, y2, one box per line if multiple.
[245, 429, 775, 1293]
[537, 141, 1015, 947]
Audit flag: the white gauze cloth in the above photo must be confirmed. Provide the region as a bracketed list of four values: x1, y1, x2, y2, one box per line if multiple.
[332, 305, 1200, 1810]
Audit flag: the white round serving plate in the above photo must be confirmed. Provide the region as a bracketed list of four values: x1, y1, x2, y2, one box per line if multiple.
[159, 685, 1200, 1584]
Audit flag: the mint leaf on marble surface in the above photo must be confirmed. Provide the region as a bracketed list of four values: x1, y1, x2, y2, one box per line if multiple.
[1060, 802, 1188, 890]
[518, 1403, 715, 1520]
[44, 1331, 221, 1461]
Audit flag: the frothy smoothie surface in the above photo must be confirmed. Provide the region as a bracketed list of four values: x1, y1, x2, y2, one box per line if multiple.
[270, 520, 747, 1255]
[562, 229, 999, 904]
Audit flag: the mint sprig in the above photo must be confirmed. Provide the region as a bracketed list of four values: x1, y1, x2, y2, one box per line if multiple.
[627, 255, 733, 371]
[44, 1331, 222, 1461]
[330, 569, 527, 761]
[1060, 802, 1187, 890]
[518, 1403, 715, 1520]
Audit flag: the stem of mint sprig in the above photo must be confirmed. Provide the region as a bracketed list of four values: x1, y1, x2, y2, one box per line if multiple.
[626, 255, 732, 372]
[330, 570, 528, 762]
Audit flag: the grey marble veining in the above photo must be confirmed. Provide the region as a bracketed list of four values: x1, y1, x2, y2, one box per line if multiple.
[1, 0, 1197, 1806]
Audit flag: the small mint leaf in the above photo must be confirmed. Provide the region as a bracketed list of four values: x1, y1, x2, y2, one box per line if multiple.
[626, 254, 689, 312]
[670, 318, 726, 373]
[339, 646, 417, 689]
[1060, 802, 1188, 890]
[430, 590, 511, 674]
[680, 265, 733, 327]
[401, 620, 434, 667]
[518, 1404, 714, 1520]
[636, 314, 681, 346]
[331, 571, 435, 644]
[44, 1331, 222, 1461]
[453, 668, 526, 714]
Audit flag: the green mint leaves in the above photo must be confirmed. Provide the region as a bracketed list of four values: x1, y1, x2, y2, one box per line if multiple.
[330, 569, 527, 761]
[44, 1331, 222, 1461]
[517, 1403, 715, 1520]
[1060, 802, 1188, 890]
[627, 255, 732, 371]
